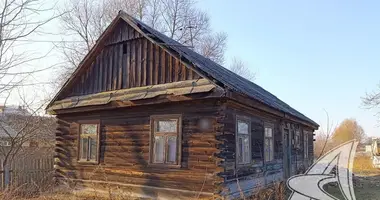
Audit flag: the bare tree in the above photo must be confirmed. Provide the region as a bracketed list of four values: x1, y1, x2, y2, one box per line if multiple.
[362, 85, 380, 121]
[228, 57, 255, 82]
[313, 110, 336, 158]
[57, 0, 108, 78]
[0, 0, 59, 96]
[0, 0, 59, 187]
[0, 91, 56, 188]
[57, 0, 227, 84]
[200, 32, 227, 64]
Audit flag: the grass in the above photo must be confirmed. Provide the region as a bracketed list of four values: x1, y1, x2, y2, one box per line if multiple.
[353, 154, 379, 175]
[3, 155, 380, 200]
[324, 154, 380, 200]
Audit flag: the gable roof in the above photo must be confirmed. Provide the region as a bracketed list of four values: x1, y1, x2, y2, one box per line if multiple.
[119, 12, 318, 127]
[48, 10, 318, 128]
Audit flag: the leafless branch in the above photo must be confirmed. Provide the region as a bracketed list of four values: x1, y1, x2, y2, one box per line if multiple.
[56, 0, 227, 87]
[228, 57, 256, 82]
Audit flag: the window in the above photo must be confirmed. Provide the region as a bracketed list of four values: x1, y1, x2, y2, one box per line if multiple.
[150, 115, 181, 165]
[304, 131, 309, 158]
[236, 117, 251, 165]
[264, 124, 274, 162]
[295, 130, 301, 149]
[0, 140, 10, 146]
[79, 124, 99, 163]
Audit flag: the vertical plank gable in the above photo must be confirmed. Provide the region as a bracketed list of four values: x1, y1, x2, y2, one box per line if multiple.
[63, 21, 202, 99]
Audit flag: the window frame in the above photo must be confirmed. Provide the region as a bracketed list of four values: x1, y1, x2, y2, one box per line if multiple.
[295, 130, 301, 149]
[77, 120, 101, 164]
[236, 115, 251, 166]
[264, 123, 274, 163]
[149, 114, 182, 167]
[303, 130, 309, 159]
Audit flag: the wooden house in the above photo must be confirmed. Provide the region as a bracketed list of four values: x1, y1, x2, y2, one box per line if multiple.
[46, 11, 319, 199]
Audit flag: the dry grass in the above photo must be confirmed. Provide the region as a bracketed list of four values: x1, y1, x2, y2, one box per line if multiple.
[11, 154, 379, 200]
[248, 182, 286, 200]
[353, 154, 379, 176]
[0, 184, 139, 200]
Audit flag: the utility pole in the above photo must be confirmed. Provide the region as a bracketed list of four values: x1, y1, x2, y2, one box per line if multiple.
[187, 20, 196, 47]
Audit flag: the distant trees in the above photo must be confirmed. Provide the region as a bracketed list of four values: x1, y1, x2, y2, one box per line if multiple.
[331, 118, 365, 144]
[314, 117, 365, 157]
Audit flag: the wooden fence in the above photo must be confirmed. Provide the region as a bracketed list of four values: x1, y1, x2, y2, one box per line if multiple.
[0, 157, 54, 189]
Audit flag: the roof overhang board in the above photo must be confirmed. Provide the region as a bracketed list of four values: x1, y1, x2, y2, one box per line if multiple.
[47, 79, 218, 115]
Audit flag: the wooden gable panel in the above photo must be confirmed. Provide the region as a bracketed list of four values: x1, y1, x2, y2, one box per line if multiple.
[65, 21, 200, 99]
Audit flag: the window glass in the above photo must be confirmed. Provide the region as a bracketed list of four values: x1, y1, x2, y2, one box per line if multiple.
[265, 128, 272, 137]
[264, 126, 274, 162]
[304, 132, 308, 158]
[238, 137, 243, 163]
[156, 120, 177, 132]
[237, 121, 249, 134]
[236, 118, 250, 165]
[269, 139, 273, 161]
[154, 136, 165, 163]
[243, 137, 250, 163]
[89, 138, 97, 161]
[81, 138, 88, 160]
[167, 136, 177, 162]
[82, 124, 97, 134]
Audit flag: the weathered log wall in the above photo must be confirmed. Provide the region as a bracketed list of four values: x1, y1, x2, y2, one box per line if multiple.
[54, 99, 222, 196]
[216, 100, 314, 198]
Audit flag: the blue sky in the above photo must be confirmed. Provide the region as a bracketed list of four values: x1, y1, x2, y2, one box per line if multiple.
[198, 0, 380, 136]
[14, 0, 380, 136]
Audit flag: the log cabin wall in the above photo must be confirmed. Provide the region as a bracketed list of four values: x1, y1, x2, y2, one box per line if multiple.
[281, 121, 314, 176]
[54, 99, 222, 197]
[60, 21, 200, 99]
[217, 100, 315, 198]
[217, 101, 284, 198]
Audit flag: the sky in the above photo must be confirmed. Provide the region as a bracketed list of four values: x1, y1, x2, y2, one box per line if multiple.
[7, 0, 380, 136]
[196, 0, 380, 136]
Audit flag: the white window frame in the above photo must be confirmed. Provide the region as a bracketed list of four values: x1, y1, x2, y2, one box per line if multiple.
[264, 123, 274, 162]
[236, 116, 251, 165]
[304, 130, 309, 159]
